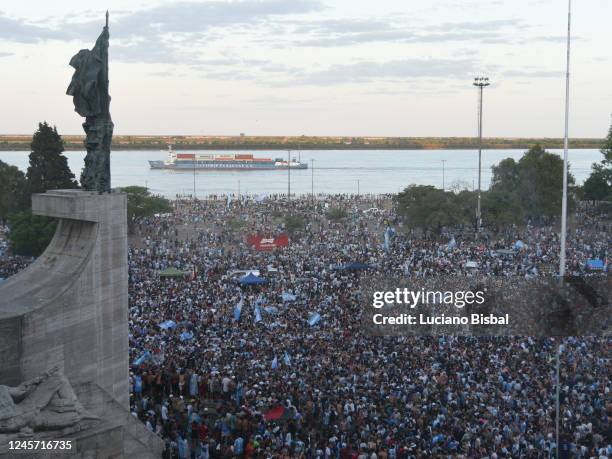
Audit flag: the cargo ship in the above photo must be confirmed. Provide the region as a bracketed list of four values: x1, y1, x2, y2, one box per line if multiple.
[149, 146, 308, 170]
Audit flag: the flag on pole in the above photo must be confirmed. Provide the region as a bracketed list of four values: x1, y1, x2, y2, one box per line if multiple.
[180, 331, 194, 341]
[308, 312, 321, 326]
[271, 356, 279, 370]
[283, 351, 291, 367]
[234, 298, 243, 321]
[383, 226, 395, 252]
[132, 350, 151, 366]
[254, 304, 262, 323]
[282, 292, 297, 302]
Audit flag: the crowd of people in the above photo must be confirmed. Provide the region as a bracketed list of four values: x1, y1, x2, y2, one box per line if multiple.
[0, 224, 33, 280]
[1, 194, 609, 458]
[125, 194, 609, 458]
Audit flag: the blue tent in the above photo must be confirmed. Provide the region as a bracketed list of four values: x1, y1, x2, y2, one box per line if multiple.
[159, 320, 177, 330]
[239, 273, 267, 285]
[585, 259, 605, 270]
[340, 262, 372, 271]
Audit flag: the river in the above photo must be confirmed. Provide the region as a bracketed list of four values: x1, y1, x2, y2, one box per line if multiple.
[0, 149, 600, 198]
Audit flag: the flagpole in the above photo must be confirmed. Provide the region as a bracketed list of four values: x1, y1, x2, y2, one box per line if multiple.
[559, 0, 571, 278]
[556, 342, 561, 459]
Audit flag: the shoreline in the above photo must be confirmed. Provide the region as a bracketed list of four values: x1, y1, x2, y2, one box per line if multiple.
[0, 136, 604, 151]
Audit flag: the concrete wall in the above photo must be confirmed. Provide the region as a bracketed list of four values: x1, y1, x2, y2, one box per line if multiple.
[0, 190, 129, 408]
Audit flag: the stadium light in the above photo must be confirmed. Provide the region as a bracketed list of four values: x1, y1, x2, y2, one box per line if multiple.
[473, 76, 490, 233]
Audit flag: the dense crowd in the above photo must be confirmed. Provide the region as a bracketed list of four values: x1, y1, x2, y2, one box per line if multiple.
[0, 225, 33, 280]
[1, 195, 609, 458]
[123, 195, 609, 458]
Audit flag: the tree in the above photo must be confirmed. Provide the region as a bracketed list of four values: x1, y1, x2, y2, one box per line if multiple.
[580, 119, 612, 203]
[490, 145, 574, 220]
[284, 214, 306, 234]
[482, 189, 524, 226]
[7, 211, 57, 256]
[601, 121, 612, 166]
[490, 158, 520, 194]
[326, 206, 348, 220]
[582, 169, 611, 202]
[120, 186, 172, 232]
[7, 123, 79, 257]
[394, 185, 474, 231]
[26, 122, 78, 194]
[0, 160, 28, 221]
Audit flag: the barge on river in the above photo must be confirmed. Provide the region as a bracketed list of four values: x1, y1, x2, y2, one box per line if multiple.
[149, 147, 307, 170]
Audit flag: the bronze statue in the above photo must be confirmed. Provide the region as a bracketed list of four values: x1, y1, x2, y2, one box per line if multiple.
[67, 11, 113, 193]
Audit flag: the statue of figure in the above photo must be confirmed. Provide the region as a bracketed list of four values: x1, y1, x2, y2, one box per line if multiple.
[0, 366, 98, 434]
[66, 12, 113, 193]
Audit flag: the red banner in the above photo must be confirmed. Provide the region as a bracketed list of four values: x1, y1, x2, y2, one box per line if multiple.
[246, 234, 289, 251]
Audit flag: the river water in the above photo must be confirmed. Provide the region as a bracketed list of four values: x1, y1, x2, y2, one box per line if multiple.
[0, 149, 600, 198]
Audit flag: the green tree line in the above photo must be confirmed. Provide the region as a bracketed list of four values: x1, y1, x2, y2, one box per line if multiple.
[394, 121, 612, 232]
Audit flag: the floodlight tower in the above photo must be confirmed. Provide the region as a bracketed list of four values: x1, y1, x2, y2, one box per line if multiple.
[473, 76, 490, 233]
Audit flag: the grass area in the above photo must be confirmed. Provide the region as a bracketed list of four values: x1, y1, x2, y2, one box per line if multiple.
[0, 134, 604, 151]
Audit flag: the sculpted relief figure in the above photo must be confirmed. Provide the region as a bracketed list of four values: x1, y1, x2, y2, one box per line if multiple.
[0, 366, 98, 435]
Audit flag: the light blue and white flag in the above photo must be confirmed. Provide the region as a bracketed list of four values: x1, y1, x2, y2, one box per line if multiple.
[271, 356, 279, 370]
[226, 194, 233, 209]
[283, 351, 291, 367]
[234, 298, 243, 321]
[308, 312, 321, 326]
[282, 292, 297, 302]
[133, 350, 151, 366]
[254, 304, 262, 323]
[383, 226, 396, 252]
[264, 306, 278, 315]
[180, 331, 194, 341]
[159, 320, 177, 330]
[447, 237, 457, 250]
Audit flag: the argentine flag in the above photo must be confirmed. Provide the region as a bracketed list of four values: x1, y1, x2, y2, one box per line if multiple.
[254, 304, 262, 323]
[282, 292, 297, 302]
[271, 356, 279, 370]
[234, 298, 243, 321]
[308, 312, 321, 326]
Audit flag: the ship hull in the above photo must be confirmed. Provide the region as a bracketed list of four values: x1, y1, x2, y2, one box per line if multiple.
[149, 160, 307, 170]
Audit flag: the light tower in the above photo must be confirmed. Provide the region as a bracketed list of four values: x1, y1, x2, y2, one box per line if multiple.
[473, 76, 490, 233]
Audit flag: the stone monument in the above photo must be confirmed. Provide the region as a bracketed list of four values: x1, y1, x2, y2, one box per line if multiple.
[0, 14, 162, 458]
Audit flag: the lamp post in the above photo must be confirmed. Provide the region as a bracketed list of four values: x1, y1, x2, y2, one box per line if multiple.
[193, 155, 196, 199]
[473, 76, 490, 233]
[310, 159, 315, 200]
[556, 3, 572, 457]
[560, 0, 572, 279]
[441, 160, 447, 191]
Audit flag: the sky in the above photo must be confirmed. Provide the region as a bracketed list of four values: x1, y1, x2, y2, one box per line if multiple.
[0, 0, 610, 137]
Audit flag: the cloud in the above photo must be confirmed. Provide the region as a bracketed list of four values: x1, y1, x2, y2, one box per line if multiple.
[0, 0, 324, 61]
[109, 0, 323, 38]
[0, 14, 64, 43]
[0, 51, 14, 57]
[289, 18, 523, 47]
[504, 69, 561, 78]
[277, 58, 477, 86]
